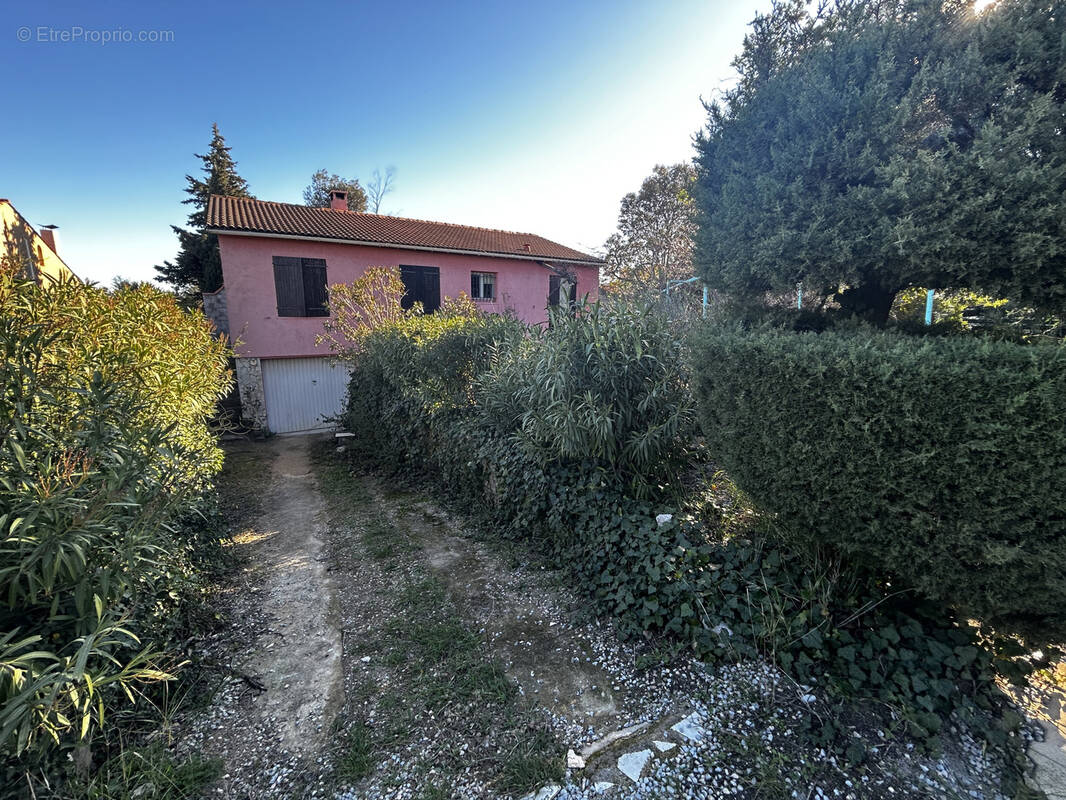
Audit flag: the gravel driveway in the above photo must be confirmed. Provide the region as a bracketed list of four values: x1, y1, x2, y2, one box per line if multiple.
[169, 436, 1043, 800]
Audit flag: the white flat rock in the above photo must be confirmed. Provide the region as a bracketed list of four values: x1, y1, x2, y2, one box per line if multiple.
[520, 786, 561, 800]
[652, 740, 676, 752]
[566, 748, 585, 769]
[670, 712, 706, 742]
[593, 782, 615, 793]
[617, 749, 653, 783]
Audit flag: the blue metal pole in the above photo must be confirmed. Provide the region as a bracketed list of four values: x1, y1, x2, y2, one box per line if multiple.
[797, 285, 803, 310]
[702, 285, 708, 319]
[924, 289, 935, 325]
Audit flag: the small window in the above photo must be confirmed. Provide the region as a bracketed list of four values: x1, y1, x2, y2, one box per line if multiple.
[471, 271, 496, 301]
[548, 274, 576, 309]
[273, 256, 329, 317]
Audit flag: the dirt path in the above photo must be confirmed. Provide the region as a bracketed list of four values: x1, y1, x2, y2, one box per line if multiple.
[173, 437, 1035, 800]
[247, 437, 343, 751]
[176, 436, 344, 798]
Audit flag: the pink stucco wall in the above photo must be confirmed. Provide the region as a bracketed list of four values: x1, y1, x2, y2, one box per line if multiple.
[218, 234, 601, 359]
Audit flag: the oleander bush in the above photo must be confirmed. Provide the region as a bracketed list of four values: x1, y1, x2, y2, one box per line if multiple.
[690, 326, 1066, 644]
[341, 297, 1031, 751]
[0, 263, 231, 770]
[476, 301, 697, 496]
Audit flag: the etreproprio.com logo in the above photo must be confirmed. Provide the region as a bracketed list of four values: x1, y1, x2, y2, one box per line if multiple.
[16, 26, 175, 44]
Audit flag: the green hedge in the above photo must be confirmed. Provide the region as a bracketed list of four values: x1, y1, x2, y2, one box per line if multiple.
[341, 302, 1023, 746]
[690, 326, 1066, 641]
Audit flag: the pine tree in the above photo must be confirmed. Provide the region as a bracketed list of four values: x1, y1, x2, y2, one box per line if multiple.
[156, 124, 252, 296]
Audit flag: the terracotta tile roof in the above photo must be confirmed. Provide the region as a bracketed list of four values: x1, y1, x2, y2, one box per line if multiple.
[206, 195, 603, 265]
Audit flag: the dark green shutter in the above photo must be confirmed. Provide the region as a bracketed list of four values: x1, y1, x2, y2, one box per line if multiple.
[400, 265, 419, 310]
[302, 258, 328, 316]
[548, 275, 560, 307]
[399, 265, 440, 313]
[422, 268, 440, 313]
[273, 256, 305, 316]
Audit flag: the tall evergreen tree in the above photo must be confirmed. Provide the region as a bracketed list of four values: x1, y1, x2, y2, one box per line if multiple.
[693, 0, 1066, 323]
[156, 124, 252, 296]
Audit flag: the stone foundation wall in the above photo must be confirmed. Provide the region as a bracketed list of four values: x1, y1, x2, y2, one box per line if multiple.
[234, 357, 267, 430]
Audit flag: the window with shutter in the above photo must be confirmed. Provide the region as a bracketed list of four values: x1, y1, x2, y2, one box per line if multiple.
[548, 274, 576, 316]
[548, 275, 563, 307]
[273, 256, 329, 317]
[399, 265, 441, 313]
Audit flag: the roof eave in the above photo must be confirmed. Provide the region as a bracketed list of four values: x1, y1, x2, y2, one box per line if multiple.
[206, 227, 604, 266]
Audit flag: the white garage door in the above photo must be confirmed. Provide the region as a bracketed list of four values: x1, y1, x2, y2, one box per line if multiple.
[261, 357, 351, 434]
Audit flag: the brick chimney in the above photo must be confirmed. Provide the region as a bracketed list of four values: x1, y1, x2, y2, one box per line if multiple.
[329, 190, 348, 211]
[39, 225, 59, 254]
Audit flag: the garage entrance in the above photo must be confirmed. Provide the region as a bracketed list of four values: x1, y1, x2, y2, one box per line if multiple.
[261, 357, 351, 434]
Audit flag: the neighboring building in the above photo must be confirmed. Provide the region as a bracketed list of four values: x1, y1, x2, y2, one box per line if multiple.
[1, 199, 78, 284]
[206, 191, 602, 434]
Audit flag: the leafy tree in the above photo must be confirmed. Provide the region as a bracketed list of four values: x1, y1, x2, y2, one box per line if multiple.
[303, 169, 368, 212]
[317, 266, 413, 358]
[603, 163, 697, 296]
[156, 124, 252, 297]
[693, 0, 1066, 323]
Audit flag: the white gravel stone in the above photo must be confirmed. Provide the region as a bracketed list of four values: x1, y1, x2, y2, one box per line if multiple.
[530, 786, 561, 800]
[617, 749, 653, 783]
[671, 712, 706, 742]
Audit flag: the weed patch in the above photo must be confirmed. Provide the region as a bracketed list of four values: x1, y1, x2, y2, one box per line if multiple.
[337, 722, 374, 783]
[66, 745, 221, 800]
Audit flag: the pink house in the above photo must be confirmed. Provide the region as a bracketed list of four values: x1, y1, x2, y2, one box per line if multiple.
[206, 192, 602, 433]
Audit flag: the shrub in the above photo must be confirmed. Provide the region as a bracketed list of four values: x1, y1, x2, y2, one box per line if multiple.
[891, 288, 1008, 332]
[0, 265, 231, 763]
[477, 302, 696, 496]
[690, 325, 1066, 642]
[340, 298, 1026, 747]
[343, 298, 523, 472]
[318, 266, 413, 359]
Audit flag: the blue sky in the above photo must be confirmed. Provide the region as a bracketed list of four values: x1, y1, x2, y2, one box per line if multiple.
[2, 0, 763, 285]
